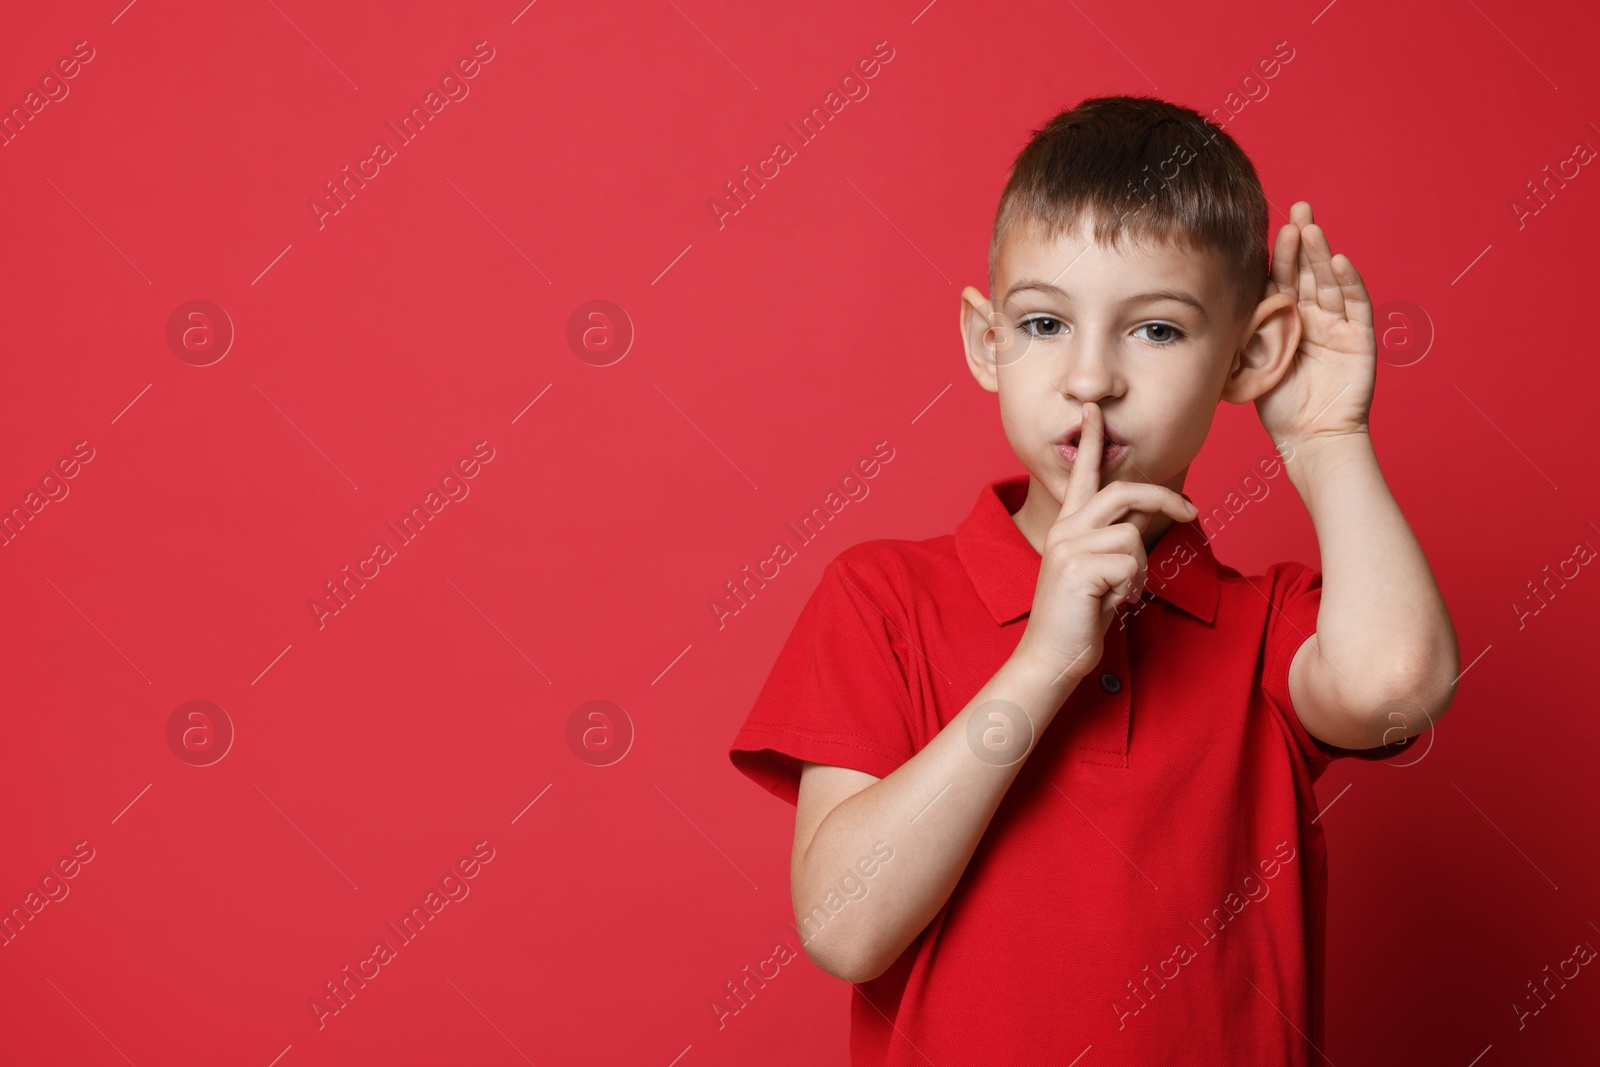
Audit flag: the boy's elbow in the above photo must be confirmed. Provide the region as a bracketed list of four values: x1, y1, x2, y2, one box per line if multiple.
[1356, 649, 1460, 743]
[1398, 628, 1462, 731]
[793, 910, 891, 984]
[806, 940, 890, 984]
[798, 933, 855, 982]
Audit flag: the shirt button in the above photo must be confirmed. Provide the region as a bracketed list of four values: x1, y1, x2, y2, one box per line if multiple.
[1099, 672, 1122, 694]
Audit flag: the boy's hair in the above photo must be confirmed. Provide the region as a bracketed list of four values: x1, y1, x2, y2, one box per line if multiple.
[989, 95, 1269, 323]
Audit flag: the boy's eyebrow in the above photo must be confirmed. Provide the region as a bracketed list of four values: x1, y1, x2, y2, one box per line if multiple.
[1003, 279, 1210, 324]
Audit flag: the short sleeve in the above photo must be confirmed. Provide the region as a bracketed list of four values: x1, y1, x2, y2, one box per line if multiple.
[1261, 560, 1427, 775]
[728, 552, 920, 806]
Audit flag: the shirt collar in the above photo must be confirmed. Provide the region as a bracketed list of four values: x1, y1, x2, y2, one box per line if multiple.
[954, 473, 1219, 626]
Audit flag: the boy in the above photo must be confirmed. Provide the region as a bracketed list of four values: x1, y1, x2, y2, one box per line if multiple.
[727, 95, 1459, 1065]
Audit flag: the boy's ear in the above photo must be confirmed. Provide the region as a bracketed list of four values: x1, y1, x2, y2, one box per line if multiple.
[1220, 290, 1301, 405]
[960, 285, 1001, 393]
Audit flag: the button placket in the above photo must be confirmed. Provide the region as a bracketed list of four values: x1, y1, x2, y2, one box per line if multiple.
[1073, 607, 1133, 767]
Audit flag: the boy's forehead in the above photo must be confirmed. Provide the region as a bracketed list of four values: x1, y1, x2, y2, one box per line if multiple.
[996, 218, 1229, 310]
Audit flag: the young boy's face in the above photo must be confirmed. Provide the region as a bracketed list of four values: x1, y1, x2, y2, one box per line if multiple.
[963, 215, 1295, 549]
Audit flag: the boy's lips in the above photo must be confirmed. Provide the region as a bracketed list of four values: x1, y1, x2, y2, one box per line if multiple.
[1055, 439, 1128, 468]
[1056, 421, 1128, 448]
[1055, 419, 1129, 468]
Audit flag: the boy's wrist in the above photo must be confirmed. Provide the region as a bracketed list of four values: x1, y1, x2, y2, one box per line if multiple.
[1280, 428, 1376, 495]
[1002, 649, 1086, 708]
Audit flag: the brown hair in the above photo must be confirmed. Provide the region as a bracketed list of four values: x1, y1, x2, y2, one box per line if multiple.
[989, 95, 1268, 322]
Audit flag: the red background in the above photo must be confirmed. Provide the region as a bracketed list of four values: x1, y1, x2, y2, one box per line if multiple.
[2, 0, 1597, 1063]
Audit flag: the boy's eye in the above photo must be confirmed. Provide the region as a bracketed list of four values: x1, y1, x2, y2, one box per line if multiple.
[1017, 314, 1064, 338]
[1136, 322, 1185, 345]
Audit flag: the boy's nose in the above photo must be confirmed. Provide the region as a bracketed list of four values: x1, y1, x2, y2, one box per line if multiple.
[1058, 338, 1121, 404]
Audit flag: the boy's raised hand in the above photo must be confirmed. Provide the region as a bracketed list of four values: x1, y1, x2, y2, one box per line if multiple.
[1013, 401, 1199, 687]
[1255, 201, 1377, 451]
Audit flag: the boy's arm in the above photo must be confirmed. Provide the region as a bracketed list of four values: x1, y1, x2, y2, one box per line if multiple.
[1284, 431, 1459, 749]
[1259, 202, 1460, 750]
[791, 653, 1080, 984]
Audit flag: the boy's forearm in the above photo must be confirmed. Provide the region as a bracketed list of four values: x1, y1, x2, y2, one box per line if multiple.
[794, 653, 1079, 983]
[1284, 430, 1459, 714]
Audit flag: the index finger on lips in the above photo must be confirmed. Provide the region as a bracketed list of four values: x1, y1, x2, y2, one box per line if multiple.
[1059, 400, 1102, 519]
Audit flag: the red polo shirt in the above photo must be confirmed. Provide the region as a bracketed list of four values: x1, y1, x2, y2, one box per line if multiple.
[729, 473, 1423, 1066]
